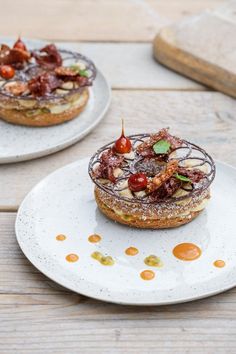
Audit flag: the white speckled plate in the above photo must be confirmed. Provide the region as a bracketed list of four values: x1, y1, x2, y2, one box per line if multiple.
[0, 39, 111, 164]
[15, 159, 236, 305]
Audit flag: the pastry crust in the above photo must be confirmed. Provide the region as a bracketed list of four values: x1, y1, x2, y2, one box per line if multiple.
[0, 88, 89, 127]
[95, 187, 202, 229]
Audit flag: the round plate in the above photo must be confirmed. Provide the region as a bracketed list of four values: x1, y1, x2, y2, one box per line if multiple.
[15, 159, 236, 305]
[0, 40, 111, 164]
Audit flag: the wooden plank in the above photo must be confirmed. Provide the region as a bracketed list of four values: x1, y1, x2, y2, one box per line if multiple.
[0, 0, 168, 42]
[0, 90, 236, 210]
[0, 212, 236, 353]
[0, 213, 73, 295]
[1, 38, 204, 90]
[148, 0, 224, 21]
[0, 0, 225, 42]
[60, 42, 204, 90]
[153, 7, 236, 98]
[213, 0, 236, 23]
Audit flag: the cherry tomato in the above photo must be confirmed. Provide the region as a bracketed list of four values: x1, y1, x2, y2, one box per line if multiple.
[13, 37, 27, 51]
[114, 134, 132, 154]
[114, 120, 132, 154]
[128, 173, 148, 192]
[0, 65, 15, 79]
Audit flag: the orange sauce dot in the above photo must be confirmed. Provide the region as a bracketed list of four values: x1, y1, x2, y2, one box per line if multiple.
[65, 254, 79, 262]
[56, 234, 66, 241]
[88, 234, 101, 243]
[140, 270, 155, 281]
[173, 243, 201, 261]
[125, 247, 139, 256]
[214, 260, 225, 268]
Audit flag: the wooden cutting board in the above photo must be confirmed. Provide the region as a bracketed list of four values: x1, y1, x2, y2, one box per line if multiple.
[153, 1, 236, 98]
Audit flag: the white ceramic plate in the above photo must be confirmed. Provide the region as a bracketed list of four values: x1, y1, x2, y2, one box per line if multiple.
[0, 39, 111, 164]
[15, 159, 236, 305]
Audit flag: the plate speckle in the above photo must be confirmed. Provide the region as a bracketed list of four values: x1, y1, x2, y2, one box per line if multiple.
[0, 39, 111, 163]
[15, 159, 236, 305]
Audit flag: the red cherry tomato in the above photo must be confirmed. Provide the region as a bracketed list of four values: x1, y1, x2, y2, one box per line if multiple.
[13, 37, 27, 51]
[114, 134, 132, 154]
[128, 173, 148, 192]
[0, 65, 15, 79]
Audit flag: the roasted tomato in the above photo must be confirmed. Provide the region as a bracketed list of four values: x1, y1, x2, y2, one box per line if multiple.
[0, 65, 15, 79]
[128, 173, 148, 192]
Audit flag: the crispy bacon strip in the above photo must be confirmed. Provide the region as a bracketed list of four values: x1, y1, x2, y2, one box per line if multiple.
[137, 128, 183, 157]
[147, 160, 178, 193]
[177, 167, 205, 183]
[137, 128, 169, 154]
[55, 66, 77, 77]
[149, 177, 182, 201]
[0, 44, 30, 69]
[55, 66, 89, 87]
[33, 44, 62, 69]
[93, 148, 124, 183]
[28, 72, 62, 97]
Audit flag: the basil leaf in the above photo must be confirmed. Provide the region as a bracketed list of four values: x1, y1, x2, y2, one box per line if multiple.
[174, 173, 191, 182]
[153, 140, 170, 154]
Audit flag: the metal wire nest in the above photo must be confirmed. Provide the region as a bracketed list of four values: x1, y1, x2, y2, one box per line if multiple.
[88, 134, 216, 204]
[0, 49, 96, 101]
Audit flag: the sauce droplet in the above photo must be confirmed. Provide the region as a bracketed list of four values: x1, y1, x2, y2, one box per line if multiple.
[125, 247, 139, 256]
[173, 243, 201, 261]
[91, 251, 114, 266]
[213, 260, 225, 268]
[56, 234, 66, 241]
[65, 254, 79, 262]
[114, 119, 132, 154]
[88, 234, 101, 243]
[140, 270, 155, 280]
[144, 255, 163, 267]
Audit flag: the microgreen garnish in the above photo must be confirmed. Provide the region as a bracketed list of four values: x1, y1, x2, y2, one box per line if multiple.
[174, 173, 191, 182]
[70, 65, 89, 77]
[153, 140, 170, 154]
[78, 69, 89, 77]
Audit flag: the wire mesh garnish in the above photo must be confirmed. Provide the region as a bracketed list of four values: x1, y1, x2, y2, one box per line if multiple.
[0, 49, 96, 101]
[88, 134, 215, 204]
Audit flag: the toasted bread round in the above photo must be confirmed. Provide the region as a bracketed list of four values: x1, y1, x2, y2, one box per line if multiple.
[95, 187, 202, 229]
[0, 88, 89, 127]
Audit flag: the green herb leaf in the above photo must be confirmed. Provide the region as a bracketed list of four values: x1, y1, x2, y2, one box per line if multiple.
[153, 140, 171, 154]
[70, 65, 89, 77]
[78, 69, 89, 77]
[174, 173, 191, 182]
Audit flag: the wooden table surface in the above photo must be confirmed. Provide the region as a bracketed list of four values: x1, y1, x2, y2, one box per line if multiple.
[1, 1, 236, 353]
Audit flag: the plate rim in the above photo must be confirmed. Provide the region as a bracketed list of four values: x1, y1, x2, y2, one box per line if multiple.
[15, 158, 236, 305]
[0, 70, 111, 164]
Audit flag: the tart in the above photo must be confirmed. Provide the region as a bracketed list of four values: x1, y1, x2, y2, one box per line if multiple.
[0, 38, 96, 126]
[89, 126, 215, 229]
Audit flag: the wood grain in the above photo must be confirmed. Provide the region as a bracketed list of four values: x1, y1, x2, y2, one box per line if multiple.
[153, 6, 236, 97]
[60, 42, 204, 90]
[0, 2, 234, 352]
[2, 38, 203, 90]
[0, 90, 236, 211]
[148, 0, 224, 21]
[0, 213, 236, 353]
[0, 0, 224, 42]
[0, 0, 168, 42]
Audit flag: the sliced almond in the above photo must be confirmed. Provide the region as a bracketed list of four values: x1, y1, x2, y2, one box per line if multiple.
[119, 188, 133, 199]
[113, 168, 123, 178]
